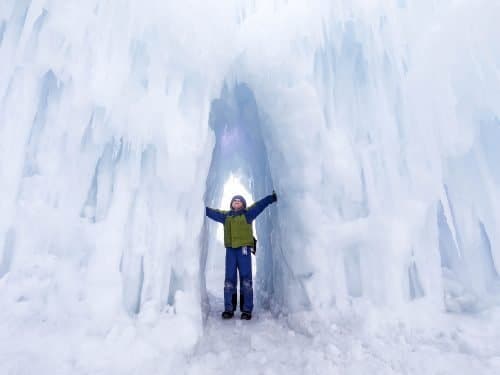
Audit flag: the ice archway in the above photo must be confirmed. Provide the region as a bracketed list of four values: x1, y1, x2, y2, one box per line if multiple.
[1, 0, 500, 373]
[201, 83, 308, 317]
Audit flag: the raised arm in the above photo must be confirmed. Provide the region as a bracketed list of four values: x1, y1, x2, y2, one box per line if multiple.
[245, 192, 277, 222]
[205, 207, 228, 224]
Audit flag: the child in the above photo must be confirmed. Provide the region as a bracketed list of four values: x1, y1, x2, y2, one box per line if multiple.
[205, 191, 277, 320]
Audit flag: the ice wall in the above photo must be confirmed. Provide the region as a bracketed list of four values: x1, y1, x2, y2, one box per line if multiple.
[0, 0, 499, 371]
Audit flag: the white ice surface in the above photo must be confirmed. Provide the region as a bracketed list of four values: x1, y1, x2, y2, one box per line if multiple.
[1, 0, 500, 374]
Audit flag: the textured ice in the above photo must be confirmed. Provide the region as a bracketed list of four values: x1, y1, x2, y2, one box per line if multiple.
[1, 0, 500, 373]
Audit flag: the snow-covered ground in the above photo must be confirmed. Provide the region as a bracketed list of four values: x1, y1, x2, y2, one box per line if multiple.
[3, 290, 499, 374]
[192, 296, 500, 375]
[1, 0, 500, 374]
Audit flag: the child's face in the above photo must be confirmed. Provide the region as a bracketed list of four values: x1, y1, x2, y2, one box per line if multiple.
[231, 199, 243, 211]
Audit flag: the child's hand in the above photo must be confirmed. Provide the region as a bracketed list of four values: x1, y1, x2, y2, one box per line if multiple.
[271, 190, 278, 202]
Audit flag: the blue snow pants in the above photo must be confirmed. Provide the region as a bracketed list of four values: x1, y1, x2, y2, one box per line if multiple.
[224, 246, 253, 313]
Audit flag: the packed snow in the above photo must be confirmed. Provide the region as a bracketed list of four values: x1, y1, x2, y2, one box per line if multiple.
[1, 0, 500, 374]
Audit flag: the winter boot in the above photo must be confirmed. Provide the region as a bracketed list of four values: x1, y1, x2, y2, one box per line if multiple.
[240, 311, 252, 320]
[221, 311, 234, 319]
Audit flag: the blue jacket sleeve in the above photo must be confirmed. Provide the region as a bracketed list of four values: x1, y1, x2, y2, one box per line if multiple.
[245, 194, 276, 222]
[205, 207, 227, 224]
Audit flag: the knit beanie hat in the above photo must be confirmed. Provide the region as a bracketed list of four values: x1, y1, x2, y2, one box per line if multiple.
[230, 195, 247, 209]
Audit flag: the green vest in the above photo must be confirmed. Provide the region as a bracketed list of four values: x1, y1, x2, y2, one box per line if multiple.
[224, 212, 254, 248]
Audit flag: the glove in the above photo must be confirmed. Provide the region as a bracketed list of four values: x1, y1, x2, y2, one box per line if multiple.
[271, 190, 278, 202]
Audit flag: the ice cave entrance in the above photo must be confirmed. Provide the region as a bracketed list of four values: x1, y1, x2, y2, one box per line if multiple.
[202, 83, 278, 316]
